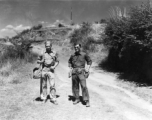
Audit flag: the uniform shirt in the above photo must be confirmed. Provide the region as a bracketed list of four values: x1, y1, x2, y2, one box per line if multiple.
[44, 51, 57, 65]
[37, 49, 58, 67]
[68, 51, 92, 68]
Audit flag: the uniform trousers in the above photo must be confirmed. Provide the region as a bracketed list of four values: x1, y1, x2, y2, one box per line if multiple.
[40, 67, 56, 101]
[72, 70, 89, 101]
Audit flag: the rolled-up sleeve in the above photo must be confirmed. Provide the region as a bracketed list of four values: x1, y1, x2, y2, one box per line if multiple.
[85, 54, 92, 65]
[37, 55, 43, 64]
[54, 52, 59, 62]
[68, 55, 72, 67]
[37, 50, 44, 64]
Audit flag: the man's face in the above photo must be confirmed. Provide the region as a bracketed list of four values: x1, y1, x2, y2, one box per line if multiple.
[45, 43, 52, 52]
[74, 44, 80, 53]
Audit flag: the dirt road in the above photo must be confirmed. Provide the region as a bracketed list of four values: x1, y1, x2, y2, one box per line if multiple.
[0, 44, 152, 120]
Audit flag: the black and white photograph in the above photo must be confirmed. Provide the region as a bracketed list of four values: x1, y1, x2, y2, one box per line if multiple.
[0, 0, 152, 120]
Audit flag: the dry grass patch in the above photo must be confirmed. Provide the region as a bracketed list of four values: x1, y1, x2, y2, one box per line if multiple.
[0, 42, 38, 85]
[0, 72, 18, 85]
[116, 79, 152, 103]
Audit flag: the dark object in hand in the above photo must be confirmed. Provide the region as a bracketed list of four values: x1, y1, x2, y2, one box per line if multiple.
[33, 67, 41, 79]
[84, 71, 89, 78]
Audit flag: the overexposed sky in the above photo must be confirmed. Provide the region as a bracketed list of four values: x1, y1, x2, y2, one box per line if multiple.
[0, 0, 144, 38]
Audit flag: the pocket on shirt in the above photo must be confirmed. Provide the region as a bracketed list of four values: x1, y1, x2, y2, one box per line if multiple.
[72, 59, 76, 64]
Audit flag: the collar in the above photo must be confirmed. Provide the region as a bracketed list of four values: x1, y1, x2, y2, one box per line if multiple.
[75, 51, 82, 55]
[45, 50, 53, 54]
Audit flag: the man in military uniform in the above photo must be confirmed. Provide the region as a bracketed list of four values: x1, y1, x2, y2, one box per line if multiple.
[68, 43, 92, 107]
[37, 41, 59, 105]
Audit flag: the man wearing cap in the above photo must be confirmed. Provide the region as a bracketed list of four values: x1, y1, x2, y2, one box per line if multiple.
[68, 43, 92, 107]
[37, 41, 59, 105]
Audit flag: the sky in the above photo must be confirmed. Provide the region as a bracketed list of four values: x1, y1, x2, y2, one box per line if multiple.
[0, 0, 146, 38]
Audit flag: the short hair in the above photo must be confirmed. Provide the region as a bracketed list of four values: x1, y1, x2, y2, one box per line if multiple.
[45, 41, 52, 47]
[74, 43, 81, 48]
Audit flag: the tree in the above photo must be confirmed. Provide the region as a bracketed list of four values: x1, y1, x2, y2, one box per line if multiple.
[100, 19, 106, 24]
[102, 2, 152, 83]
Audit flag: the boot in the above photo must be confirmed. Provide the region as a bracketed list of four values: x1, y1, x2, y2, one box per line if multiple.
[50, 98, 58, 105]
[86, 100, 90, 107]
[73, 99, 80, 105]
[52, 100, 58, 105]
[40, 94, 47, 101]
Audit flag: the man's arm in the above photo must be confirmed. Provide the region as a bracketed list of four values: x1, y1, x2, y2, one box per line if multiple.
[51, 52, 59, 69]
[68, 55, 73, 78]
[85, 53, 92, 72]
[37, 55, 43, 64]
[37, 50, 45, 64]
[68, 55, 73, 69]
[52, 60, 59, 69]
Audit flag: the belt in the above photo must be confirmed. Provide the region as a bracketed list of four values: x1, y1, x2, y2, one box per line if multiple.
[72, 68, 85, 74]
[43, 63, 53, 68]
[73, 67, 85, 69]
[42, 67, 54, 73]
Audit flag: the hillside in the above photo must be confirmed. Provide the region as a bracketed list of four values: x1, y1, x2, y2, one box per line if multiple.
[1, 22, 152, 120]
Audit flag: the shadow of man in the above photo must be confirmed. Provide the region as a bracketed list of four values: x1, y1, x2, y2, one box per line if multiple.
[34, 95, 60, 103]
[68, 95, 86, 105]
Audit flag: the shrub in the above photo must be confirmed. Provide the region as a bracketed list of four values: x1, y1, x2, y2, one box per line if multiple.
[58, 23, 65, 27]
[0, 45, 37, 68]
[31, 24, 43, 30]
[0, 24, 40, 80]
[0, 39, 38, 78]
[100, 19, 107, 24]
[69, 22, 96, 52]
[102, 3, 152, 84]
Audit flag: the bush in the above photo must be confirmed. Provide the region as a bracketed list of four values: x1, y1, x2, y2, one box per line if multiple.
[11, 24, 43, 45]
[31, 24, 43, 30]
[102, 3, 152, 84]
[0, 40, 38, 78]
[58, 23, 65, 27]
[0, 24, 41, 79]
[69, 22, 96, 52]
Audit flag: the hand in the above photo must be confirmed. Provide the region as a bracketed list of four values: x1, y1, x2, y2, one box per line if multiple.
[68, 71, 72, 78]
[85, 65, 91, 73]
[37, 60, 43, 64]
[68, 69, 72, 78]
[85, 68, 89, 73]
[51, 66, 56, 70]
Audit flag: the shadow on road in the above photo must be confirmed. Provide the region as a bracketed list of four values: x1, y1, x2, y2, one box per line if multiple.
[35, 95, 60, 102]
[68, 95, 75, 102]
[68, 95, 86, 105]
[99, 58, 152, 87]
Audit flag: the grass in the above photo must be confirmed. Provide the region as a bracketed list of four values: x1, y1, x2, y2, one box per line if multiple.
[0, 43, 38, 84]
[116, 79, 152, 103]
